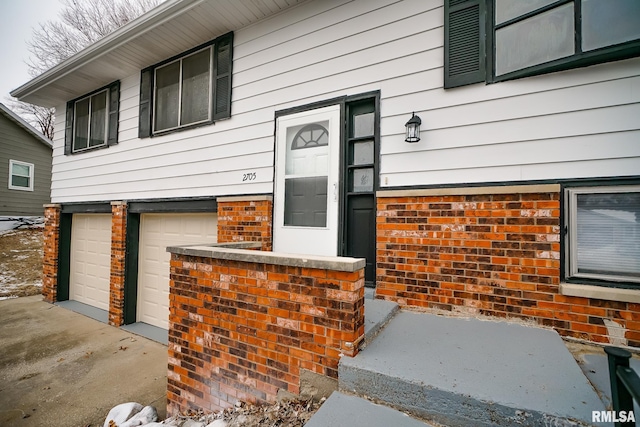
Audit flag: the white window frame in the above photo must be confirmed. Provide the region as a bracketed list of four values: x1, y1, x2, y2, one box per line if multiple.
[73, 88, 109, 153]
[8, 159, 34, 192]
[152, 45, 214, 134]
[565, 185, 640, 285]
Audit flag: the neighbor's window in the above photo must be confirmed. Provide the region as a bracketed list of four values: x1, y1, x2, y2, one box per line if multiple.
[64, 81, 120, 155]
[566, 185, 640, 285]
[8, 160, 34, 191]
[444, 0, 640, 88]
[138, 32, 233, 138]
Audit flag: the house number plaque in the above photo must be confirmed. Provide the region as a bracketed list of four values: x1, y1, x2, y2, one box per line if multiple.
[242, 172, 257, 182]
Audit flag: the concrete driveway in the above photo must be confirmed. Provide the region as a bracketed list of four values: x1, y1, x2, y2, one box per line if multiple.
[0, 296, 167, 427]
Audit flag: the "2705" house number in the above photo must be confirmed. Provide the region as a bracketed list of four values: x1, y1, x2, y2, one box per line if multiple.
[242, 172, 257, 182]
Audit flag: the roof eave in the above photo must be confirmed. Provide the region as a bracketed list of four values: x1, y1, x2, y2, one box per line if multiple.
[0, 103, 52, 148]
[10, 0, 203, 106]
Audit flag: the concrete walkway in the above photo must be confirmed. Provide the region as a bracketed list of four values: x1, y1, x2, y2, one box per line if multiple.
[0, 296, 167, 427]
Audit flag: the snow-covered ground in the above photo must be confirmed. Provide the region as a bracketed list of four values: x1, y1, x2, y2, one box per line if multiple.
[0, 222, 44, 300]
[0, 216, 45, 231]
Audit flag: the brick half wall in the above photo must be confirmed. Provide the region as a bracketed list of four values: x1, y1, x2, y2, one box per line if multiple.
[376, 185, 640, 347]
[166, 244, 365, 415]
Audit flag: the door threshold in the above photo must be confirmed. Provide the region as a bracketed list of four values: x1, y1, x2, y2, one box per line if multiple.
[365, 287, 375, 300]
[121, 322, 168, 345]
[55, 300, 108, 324]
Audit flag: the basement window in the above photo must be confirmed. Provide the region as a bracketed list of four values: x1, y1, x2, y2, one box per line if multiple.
[565, 185, 640, 286]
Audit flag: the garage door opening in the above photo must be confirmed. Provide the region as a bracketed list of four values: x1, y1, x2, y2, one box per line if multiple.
[57, 213, 112, 323]
[135, 212, 218, 333]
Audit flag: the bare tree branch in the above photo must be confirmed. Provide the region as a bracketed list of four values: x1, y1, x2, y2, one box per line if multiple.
[13, 0, 161, 138]
[3, 97, 55, 140]
[27, 0, 160, 76]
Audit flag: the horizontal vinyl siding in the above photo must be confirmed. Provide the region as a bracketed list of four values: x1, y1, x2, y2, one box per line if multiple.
[49, 0, 640, 203]
[0, 114, 52, 215]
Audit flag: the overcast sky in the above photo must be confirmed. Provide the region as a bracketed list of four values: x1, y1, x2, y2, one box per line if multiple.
[0, 0, 65, 104]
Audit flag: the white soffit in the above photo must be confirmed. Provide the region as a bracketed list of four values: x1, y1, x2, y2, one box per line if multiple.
[11, 0, 306, 108]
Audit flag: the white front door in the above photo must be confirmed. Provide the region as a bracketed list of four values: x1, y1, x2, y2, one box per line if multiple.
[273, 105, 341, 256]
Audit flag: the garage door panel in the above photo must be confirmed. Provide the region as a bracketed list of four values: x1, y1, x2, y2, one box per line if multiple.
[70, 214, 111, 311]
[138, 213, 217, 329]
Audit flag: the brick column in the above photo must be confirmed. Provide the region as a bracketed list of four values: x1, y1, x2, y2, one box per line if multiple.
[217, 195, 273, 251]
[42, 204, 61, 303]
[109, 201, 127, 326]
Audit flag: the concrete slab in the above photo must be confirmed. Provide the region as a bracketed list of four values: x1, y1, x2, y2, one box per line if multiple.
[0, 296, 167, 427]
[56, 300, 108, 323]
[121, 322, 168, 345]
[305, 392, 433, 427]
[578, 352, 640, 413]
[340, 311, 606, 426]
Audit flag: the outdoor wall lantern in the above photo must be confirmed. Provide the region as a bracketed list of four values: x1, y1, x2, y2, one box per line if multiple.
[405, 112, 422, 143]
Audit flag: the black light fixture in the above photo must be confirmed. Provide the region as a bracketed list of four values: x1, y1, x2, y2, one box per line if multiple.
[405, 112, 422, 143]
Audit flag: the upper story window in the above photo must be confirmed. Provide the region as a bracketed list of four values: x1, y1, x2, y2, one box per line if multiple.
[64, 81, 120, 155]
[74, 89, 108, 151]
[444, 0, 640, 88]
[139, 32, 233, 138]
[564, 184, 640, 287]
[8, 160, 34, 191]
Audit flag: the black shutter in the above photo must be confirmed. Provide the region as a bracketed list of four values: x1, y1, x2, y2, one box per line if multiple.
[444, 0, 486, 88]
[107, 80, 120, 146]
[139, 68, 153, 138]
[64, 101, 74, 155]
[213, 32, 233, 120]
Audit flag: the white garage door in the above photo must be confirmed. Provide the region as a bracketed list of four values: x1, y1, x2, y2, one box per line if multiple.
[138, 213, 218, 329]
[69, 214, 112, 311]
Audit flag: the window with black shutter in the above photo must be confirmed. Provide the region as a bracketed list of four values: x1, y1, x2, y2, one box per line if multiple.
[138, 31, 233, 138]
[444, 0, 486, 88]
[64, 80, 120, 155]
[444, 1, 640, 88]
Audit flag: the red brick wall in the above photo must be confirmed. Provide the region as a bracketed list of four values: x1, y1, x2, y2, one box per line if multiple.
[376, 188, 640, 347]
[109, 202, 127, 326]
[167, 253, 365, 415]
[217, 197, 273, 251]
[42, 204, 61, 303]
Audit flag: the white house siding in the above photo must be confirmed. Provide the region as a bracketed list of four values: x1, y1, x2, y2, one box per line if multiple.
[49, 0, 640, 203]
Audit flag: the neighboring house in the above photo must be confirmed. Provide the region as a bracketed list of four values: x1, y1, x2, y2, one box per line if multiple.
[11, 0, 640, 346]
[0, 103, 52, 217]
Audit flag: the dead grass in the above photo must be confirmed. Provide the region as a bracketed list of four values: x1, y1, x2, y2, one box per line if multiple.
[167, 399, 324, 427]
[0, 228, 44, 299]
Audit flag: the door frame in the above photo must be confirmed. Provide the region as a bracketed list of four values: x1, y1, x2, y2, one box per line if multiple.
[273, 91, 381, 272]
[58, 203, 113, 302]
[124, 198, 218, 325]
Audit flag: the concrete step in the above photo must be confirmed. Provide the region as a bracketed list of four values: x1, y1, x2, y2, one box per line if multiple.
[363, 295, 399, 348]
[305, 391, 434, 427]
[339, 311, 606, 427]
